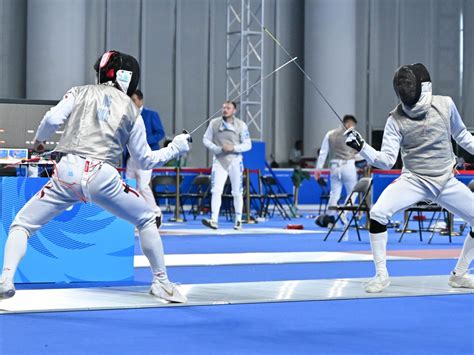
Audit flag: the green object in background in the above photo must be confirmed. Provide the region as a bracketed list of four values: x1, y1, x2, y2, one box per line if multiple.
[291, 168, 310, 188]
[291, 168, 310, 214]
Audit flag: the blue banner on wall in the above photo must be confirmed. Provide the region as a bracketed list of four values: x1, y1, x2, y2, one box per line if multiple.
[0, 177, 134, 283]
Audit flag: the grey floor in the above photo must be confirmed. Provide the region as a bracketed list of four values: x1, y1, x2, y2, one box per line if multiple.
[1, 275, 472, 314]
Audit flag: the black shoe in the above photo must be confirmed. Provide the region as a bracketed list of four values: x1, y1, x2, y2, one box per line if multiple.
[202, 219, 218, 229]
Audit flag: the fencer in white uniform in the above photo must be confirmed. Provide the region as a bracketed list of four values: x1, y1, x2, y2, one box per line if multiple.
[346, 63, 474, 293]
[315, 115, 359, 223]
[202, 101, 252, 230]
[0, 51, 190, 302]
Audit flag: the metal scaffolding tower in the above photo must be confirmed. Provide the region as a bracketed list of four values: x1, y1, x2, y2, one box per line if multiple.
[226, 0, 264, 140]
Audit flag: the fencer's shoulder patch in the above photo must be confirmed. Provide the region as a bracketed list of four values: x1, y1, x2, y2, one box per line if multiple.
[63, 87, 77, 100]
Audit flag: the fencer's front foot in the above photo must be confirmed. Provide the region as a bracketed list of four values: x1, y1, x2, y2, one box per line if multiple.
[364, 274, 390, 293]
[202, 218, 218, 230]
[0, 278, 16, 300]
[150, 279, 187, 303]
[448, 270, 474, 289]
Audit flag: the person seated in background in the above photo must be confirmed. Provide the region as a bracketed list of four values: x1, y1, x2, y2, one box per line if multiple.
[289, 140, 303, 166]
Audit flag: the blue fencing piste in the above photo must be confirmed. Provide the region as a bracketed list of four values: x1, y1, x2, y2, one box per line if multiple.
[0, 177, 134, 283]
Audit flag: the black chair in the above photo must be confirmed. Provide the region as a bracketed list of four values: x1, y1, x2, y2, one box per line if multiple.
[324, 177, 373, 242]
[219, 177, 235, 221]
[260, 175, 292, 220]
[242, 173, 263, 218]
[316, 177, 330, 214]
[180, 174, 211, 219]
[151, 174, 183, 214]
[0, 165, 17, 176]
[398, 201, 452, 243]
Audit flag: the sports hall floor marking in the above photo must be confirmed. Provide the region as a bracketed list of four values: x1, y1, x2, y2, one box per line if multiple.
[159, 228, 326, 236]
[1, 275, 472, 314]
[135, 252, 419, 268]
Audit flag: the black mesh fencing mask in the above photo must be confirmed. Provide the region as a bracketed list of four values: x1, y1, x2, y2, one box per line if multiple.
[393, 63, 431, 106]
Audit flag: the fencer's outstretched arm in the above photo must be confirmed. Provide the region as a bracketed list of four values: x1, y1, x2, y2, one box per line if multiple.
[202, 124, 222, 155]
[34, 90, 75, 143]
[233, 123, 252, 153]
[449, 98, 474, 154]
[316, 131, 331, 169]
[127, 117, 189, 170]
[359, 117, 402, 170]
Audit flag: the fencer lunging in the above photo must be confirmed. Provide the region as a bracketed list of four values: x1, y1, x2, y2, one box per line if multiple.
[202, 101, 252, 230]
[345, 63, 474, 293]
[0, 51, 190, 303]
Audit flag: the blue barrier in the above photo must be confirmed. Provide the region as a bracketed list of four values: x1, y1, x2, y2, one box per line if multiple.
[0, 177, 134, 283]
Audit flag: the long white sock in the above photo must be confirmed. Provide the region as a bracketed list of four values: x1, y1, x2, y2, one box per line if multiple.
[1, 228, 28, 282]
[211, 192, 222, 223]
[454, 232, 474, 275]
[233, 195, 243, 222]
[138, 223, 168, 283]
[369, 231, 388, 277]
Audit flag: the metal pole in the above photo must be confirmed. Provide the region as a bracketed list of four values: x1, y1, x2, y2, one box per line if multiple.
[172, 167, 184, 222]
[245, 168, 252, 223]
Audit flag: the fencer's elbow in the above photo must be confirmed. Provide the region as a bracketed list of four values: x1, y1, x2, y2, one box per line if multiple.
[376, 160, 395, 170]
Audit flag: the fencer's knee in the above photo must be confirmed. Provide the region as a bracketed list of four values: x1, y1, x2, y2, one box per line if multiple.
[9, 225, 32, 238]
[231, 191, 242, 198]
[211, 188, 224, 196]
[369, 204, 389, 226]
[369, 219, 387, 234]
[136, 212, 156, 231]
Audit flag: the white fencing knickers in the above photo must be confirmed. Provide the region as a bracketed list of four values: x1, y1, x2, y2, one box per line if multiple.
[368, 173, 474, 278]
[370, 174, 474, 227]
[210, 156, 243, 223]
[4, 154, 169, 282]
[327, 159, 358, 216]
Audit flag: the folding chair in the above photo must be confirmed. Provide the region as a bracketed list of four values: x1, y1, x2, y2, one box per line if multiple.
[242, 173, 263, 218]
[180, 174, 211, 219]
[323, 177, 372, 242]
[398, 201, 452, 243]
[316, 177, 330, 214]
[260, 175, 292, 220]
[220, 177, 235, 221]
[151, 174, 184, 217]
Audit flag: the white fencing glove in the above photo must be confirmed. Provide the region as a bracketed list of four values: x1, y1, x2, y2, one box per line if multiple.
[170, 133, 191, 155]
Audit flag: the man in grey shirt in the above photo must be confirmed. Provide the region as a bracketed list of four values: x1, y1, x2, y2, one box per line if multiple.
[202, 101, 252, 230]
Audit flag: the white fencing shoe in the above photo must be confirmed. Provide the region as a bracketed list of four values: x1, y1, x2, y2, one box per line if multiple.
[364, 274, 390, 293]
[150, 279, 187, 303]
[0, 278, 15, 300]
[448, 270, 474, 289]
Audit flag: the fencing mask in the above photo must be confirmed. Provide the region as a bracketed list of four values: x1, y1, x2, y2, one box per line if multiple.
[393, 63, 431, 107]
[94, 50, 140, 97]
